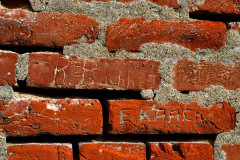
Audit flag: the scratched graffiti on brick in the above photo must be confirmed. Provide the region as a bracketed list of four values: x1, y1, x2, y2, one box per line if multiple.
[173, 60, 240, 91]
[27, 53, 161, 90]
[108, 100, 235, 134]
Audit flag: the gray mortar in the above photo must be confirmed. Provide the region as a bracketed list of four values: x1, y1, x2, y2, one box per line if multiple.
[64, 29, 240, 120]
[0, 85, 13, 101]
[140, 90, 154, 100]
[16, 53, 29, 81]
[0, 136, 6, 160]
[214, 129, 240, 160]
[29, 0, 188, 24]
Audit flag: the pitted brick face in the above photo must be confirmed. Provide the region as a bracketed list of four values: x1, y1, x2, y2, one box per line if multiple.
[7, 144, 73, 160]
[0, 99, 103, 136]
[220, 144, 240, 160]
[189, 0, 240, 14]
[150, 142, 213, 160]
[172, 60, 240, 91]
[0, 9, 99, 47]
[79, 143, 146, 160]
[108, 100, 235, 134]
[27, 53, 161, 90]
[106, 18, 227, 52]
[0, 52, 18, 86]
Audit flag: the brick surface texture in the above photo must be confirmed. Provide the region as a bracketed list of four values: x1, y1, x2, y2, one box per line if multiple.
[0, 9, 99, 47]
[0, 51, 18, 86]
[27, 53, 161, 90]
[79, 143, 146, 160]
[106, 18, 227, 52]
[189, 0, 240, 14]
[0, 0, 240, 159]
[108, 100, 235, 134]
[0, 99, 102, 136]
[173, 60, 240, 91]
[220, 144, 240, 160]
[7, 144, 73, 160]
[150, 142, 213, 160]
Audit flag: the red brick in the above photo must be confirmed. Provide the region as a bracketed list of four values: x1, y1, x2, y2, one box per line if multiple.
[7, 144, 73, 160]
[220, 144, 240, 160]
[0, 9, 99, 47]
[0, 51, 18, 86]
[106, 18, 227, 52]
[79, 142, 146, 160]
[108, 100, 235, 134]
[172, 60, 240, 91]
[27, 53, 161, 90]
[150, 142, 213, 160]
[189, 0, 240, 15]
[0, 99, 102, 136]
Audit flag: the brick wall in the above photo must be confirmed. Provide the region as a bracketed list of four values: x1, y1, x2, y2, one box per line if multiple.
[0, 0, 239, 159]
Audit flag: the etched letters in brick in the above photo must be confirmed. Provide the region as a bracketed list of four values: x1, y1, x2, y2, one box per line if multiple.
[27, 53, 161, 90]
[173, 60, 240, 91]
[108, 100, 235, 134]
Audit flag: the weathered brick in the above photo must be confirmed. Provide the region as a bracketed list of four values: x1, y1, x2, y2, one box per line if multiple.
[0, 99, 102, 136]
[189, 0, 240, 15]
[27, 53, 161, 90]
[106, 18, 227, 52]
[0, 51, 18, 86]
[0, 9, 99, 47]
[79, 142, 146, 160]
[108, 100, 235, 134]
[150, 142, 213, 160]
[7, 144, 73, 160]
[220, 144, 240, 160]
[172, 60, 240, 91]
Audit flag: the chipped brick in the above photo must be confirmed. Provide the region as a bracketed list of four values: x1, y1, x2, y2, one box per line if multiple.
[0, 99, 102, 136]
[150, 142, 213, 160]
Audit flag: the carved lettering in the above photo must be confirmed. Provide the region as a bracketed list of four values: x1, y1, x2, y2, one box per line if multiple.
[140, 109, 151, 122]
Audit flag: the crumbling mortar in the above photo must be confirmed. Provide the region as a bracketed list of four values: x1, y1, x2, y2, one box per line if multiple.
[29, 0, 188, 25]
[214, 129, 240, 160]
[16, 53, 30, 81]
[64, 29, 240, 127]
[0, 136, 6, 160]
